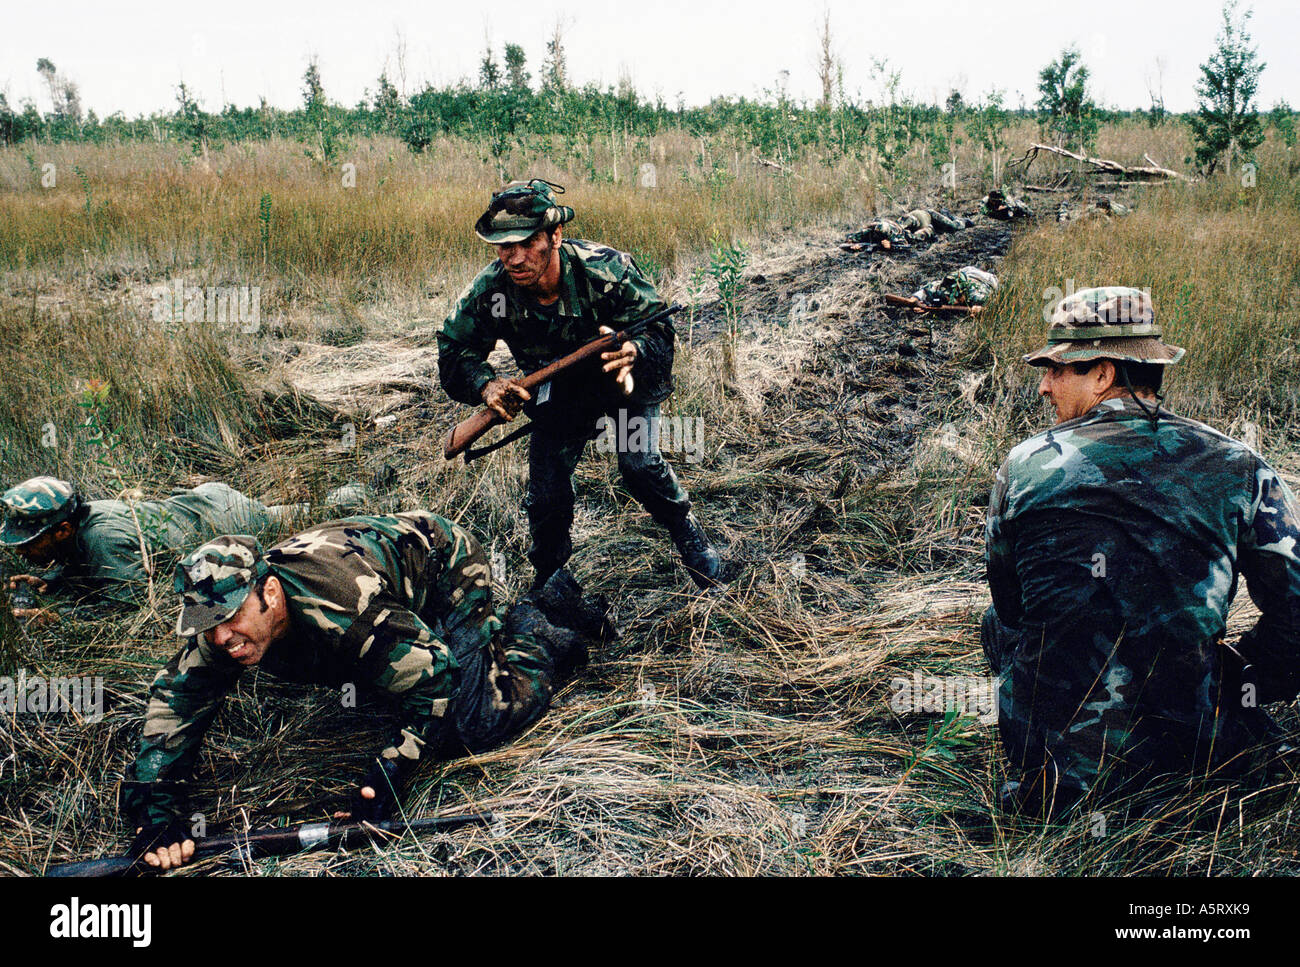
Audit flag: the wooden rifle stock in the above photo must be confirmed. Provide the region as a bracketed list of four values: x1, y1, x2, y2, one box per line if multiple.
[45, 810, 494, 878]
[442, 304, 683, 461]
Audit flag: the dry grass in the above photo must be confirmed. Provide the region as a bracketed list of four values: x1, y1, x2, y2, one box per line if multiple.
[5, 121, 1300, 877]
[969, 134, 1300, 444]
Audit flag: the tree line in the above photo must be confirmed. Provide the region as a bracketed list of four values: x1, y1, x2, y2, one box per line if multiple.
[1, 3, 1290, 178]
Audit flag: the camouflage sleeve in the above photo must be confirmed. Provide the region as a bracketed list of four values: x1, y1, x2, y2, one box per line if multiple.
[437, 279, 501, 406]
[121, 638, 243, 827]
[1236, 464, 1300, 703]
[346, 601, 461, 772]
[984, 461, 1023, 629]
[604, 256, 671, 369]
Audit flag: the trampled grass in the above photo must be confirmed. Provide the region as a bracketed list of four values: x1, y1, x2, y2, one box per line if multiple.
[3, 120, 1300, 877]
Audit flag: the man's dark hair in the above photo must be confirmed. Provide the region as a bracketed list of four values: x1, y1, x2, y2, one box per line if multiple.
[62, 496, 91, 533]
[1071, 359, 1165, 394]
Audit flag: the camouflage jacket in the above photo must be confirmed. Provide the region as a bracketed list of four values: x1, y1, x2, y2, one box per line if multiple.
[437, 239, 674, 429]
[847, 218, 910, 248]
[985, 397, 1300, 801]
[982, 191, 1033, 220]
[52, 483, 271, 606]
[121, 512, 495, 827]
[911, 266, 998, 307]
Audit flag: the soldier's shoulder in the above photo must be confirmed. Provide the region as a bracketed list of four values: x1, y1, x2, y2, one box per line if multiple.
[564, 239, 636, 279]
[269, 512, 453, 560]
[1003, 427, 1063, 472]
[78, 500, 137, 538]
[1165, 411, 1252, 451]
[451, 260, 508, 309]
[1001, 410, 1114, 483]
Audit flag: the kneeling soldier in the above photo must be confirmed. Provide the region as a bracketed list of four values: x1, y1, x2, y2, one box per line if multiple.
[120, 512, 606, 870]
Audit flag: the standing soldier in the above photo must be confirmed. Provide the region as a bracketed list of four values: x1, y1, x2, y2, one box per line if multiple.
[437, 179, 725, 590]
[121, 513, 607, 870]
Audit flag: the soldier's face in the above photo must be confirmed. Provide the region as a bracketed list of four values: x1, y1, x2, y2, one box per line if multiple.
[15, 521, 74, 566]
[1037, 361, 1114, 424]
[206, 577, 286, 666]
[496, 227, 560, 289]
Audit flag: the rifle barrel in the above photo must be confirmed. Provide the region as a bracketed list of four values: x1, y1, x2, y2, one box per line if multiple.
[45, 810, 495, 878]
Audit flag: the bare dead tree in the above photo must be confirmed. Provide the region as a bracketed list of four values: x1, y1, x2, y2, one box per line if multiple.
[816, 7, 836, 110]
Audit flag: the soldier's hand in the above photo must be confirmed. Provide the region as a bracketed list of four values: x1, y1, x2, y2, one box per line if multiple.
[331, 785, 376, 821]
[8, 575, 49, 593]
[12, 607, 59, 627]
[599, 327, 637, 396]
[482, 378, 531, 422]
[132, 822, 196, 872]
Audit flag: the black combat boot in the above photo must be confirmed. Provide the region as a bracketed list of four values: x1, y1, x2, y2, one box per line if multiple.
[531, 568, 619, 644]
[503, 599, 591, 681]
[667, 513, 726, 589]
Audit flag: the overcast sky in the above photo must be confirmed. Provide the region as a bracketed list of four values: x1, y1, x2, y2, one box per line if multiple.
[3, 0, 1296, 118]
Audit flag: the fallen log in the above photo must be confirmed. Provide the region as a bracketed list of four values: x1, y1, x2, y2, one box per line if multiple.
[1010, 143, 1193, 182]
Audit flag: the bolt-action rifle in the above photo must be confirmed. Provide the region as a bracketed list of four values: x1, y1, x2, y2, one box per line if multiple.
[46, 811, 495, 877]
[442, 304, 684, 463]
[884, 294, 984, 316]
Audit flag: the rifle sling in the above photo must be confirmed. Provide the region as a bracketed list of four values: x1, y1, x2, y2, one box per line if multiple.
[463, 421, 537, 463]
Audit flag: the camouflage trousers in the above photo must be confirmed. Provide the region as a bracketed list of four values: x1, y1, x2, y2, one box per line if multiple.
[524, 401, 692, 584]
[434, 598, 584, 754]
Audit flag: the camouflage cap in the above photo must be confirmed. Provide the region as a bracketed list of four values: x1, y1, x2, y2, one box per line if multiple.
[474, 179, 574, 244]
[1024, 286, 1185, 367]
[174, 535, 269, 637]
[0, 476, 79, 547]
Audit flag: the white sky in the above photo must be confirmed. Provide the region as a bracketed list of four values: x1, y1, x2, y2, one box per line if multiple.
[2, 0, 1295, 118]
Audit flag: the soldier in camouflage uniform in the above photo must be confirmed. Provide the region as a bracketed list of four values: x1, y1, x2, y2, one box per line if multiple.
[984, 287, 1300, 817]
[897, 207, 972, 243]
[845, 217, 912, 251]
[120, 514, 606, 870]
[909, 266, 999, 307]
[1056, 195, 1132, 224]
[1, 476, 277, 607]
[438, 179, 724, 589]
[981, 187, 1033, 220]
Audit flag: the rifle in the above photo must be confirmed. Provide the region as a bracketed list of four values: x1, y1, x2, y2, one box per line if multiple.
[884, 294, 984, 316]
[442, 304, 684, 462]
[46, 810, 494, 877]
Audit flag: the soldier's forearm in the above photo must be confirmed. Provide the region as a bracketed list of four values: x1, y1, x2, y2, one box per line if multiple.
[439, 358, 497, 406]
[119, 778, 191, 830]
